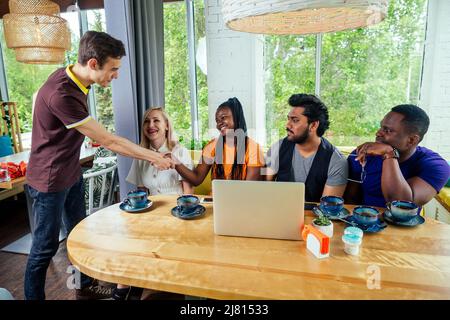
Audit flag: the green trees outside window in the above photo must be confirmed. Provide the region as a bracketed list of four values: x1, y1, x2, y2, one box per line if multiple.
[164, 0, 208, 149]
[1, 0, 428, 151]
[265, 34, 316, 145]
[87, 10, 115, 133]
[0, 23, 58, 132]
[265, 0, 428, 147]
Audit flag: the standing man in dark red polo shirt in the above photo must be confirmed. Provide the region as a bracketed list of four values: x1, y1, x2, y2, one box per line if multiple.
[24, 31, 173, 300]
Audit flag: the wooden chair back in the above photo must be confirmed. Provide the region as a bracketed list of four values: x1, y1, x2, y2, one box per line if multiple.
[0, 101, 23, 153]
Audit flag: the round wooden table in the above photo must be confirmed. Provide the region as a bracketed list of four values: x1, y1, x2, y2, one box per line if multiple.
[67, 195, 450, 299]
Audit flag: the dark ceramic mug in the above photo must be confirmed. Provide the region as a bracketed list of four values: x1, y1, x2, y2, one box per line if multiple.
[319, 195, 344, 216]
[387, 200, 419, 222]
[176, 195, 200, 214]
[124, 190, 148, 209]
[352, 206, 379, 225]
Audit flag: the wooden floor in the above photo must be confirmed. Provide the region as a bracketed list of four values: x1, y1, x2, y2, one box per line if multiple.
[0, 194, 76, 300]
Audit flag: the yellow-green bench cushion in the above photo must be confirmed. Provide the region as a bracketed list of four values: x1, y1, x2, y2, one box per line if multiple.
[437, 187, 450, 208]
[190, 150, 212, 195]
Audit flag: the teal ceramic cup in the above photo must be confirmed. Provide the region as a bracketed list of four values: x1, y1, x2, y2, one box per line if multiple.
[177, 195, 200, 214]
[352, 206, 379, 225]
[319, 196, 344, 216]
[124, 190, 148, 209]
[387, 200, 419, 222]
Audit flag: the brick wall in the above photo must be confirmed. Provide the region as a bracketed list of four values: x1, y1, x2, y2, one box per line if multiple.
[420, 0, 450, 159]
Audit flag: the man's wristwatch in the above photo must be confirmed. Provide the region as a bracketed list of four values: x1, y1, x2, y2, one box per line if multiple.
[383, 147, 400, 160]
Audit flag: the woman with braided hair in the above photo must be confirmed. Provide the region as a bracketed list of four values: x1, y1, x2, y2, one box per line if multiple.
[173, 97, 264, 186]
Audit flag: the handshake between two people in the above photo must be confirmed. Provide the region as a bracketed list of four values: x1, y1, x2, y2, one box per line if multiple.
[148, 152, 181, 170]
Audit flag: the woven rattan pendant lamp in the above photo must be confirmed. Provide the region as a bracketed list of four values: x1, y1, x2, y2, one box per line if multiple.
[2, 0, 71, 64]
[222, 0, 389, 35]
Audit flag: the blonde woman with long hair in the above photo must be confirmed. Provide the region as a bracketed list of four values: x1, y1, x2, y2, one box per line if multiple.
[126, 107, 194, 195]
[114, 108, 193, 300]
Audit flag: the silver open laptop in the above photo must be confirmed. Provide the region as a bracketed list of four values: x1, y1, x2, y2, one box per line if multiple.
[212, 180, 305, 240]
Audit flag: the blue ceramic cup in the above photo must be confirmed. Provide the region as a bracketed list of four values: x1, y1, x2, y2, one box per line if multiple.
[319, 196, 344, 216]
[177, 195, 200, 214]
[387, 200, 419, 222]
[353, 206, 379, 225]
[124, 190, 148, 209]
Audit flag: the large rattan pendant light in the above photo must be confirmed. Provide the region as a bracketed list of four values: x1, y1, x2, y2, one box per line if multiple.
[2, 0, 71, 64]
[222, 0, 389, 35]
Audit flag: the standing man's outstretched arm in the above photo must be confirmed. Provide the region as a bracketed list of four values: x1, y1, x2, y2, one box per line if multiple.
[76, 119, 173, 170]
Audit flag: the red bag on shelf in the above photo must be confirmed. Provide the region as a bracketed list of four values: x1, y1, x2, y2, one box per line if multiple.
[1, 161, 27, 180]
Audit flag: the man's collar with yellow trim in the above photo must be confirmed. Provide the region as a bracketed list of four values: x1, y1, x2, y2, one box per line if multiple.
[65, 64, 90, 95]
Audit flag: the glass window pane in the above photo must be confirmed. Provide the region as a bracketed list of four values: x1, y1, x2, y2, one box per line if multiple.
[164, 1, 192, 147]
[87, 9, 106, 32]
[320, 0, 428, 147]
[264, 35, 316, 147]
[61, 11, 80, 66]
[194, 0, 208, 146]
[86, 9, 115, 133]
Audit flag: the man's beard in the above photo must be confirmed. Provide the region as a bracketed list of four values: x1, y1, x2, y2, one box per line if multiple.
[288, 129, 309, 144]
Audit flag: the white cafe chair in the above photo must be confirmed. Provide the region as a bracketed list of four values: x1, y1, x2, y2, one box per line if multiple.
[83, 161, 118, 216]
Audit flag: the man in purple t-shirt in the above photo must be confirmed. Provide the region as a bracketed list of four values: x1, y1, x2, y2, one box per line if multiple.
[24, 31, 173, 301]
[345, 104, 450, 208]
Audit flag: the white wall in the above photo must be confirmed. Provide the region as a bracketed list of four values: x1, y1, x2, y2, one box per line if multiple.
[420, 0, 450, 159]
[205, 0, 266, 146]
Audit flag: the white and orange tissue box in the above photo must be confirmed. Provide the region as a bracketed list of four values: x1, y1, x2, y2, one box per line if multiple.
[301, 224, 330, 259]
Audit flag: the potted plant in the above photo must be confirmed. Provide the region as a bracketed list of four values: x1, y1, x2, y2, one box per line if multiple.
[312, 212, 334, 238]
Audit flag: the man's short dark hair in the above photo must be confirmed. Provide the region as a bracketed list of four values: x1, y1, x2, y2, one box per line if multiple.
[391, 104, 429, 142]
[288, 94, 330, 137]
[78, 31, 126, 68]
